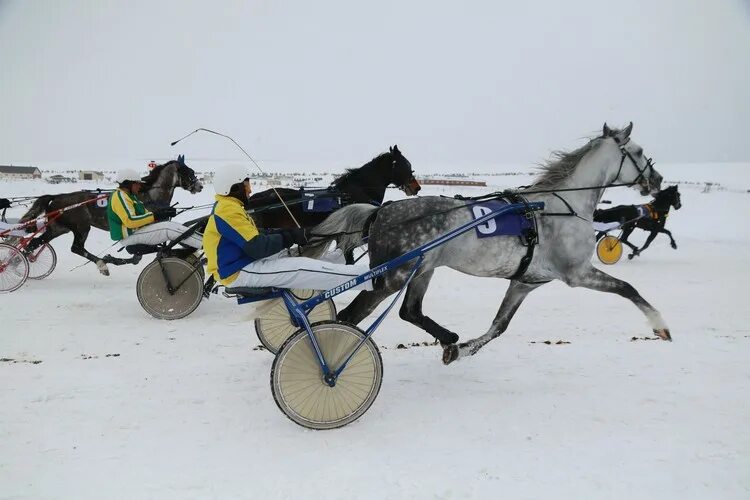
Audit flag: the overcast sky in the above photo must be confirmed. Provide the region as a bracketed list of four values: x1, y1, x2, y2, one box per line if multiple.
[1, 0, 748, 169]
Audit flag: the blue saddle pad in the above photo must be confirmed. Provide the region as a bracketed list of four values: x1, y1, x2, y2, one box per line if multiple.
[300, 188, 342, 213]
[468, 199, 533, 238]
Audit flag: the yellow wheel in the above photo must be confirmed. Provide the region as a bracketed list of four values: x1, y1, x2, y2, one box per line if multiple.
[271, 321, 383, 430]
[596, 235, 623, 265]
[254, 289, 336, 354]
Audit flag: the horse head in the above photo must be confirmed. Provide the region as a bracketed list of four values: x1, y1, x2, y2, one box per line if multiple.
[602, 122, 662, 196]
[388, 145, 421, 196]
[658, 185, 681, 210]
[175, 154, 203, 194]
[140, 156, 203, 205]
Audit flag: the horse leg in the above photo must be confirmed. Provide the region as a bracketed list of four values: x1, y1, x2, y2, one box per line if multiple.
[565, 265, 671, 340]
[662, 228, 677, 249]
[634, 230, 659, 257]
[620, 226, 640, 258]
[337, 289, 393, 325]
[442, 280, 543, 365]
[398, 270, 460, 345]
[69, 226, 110, 276]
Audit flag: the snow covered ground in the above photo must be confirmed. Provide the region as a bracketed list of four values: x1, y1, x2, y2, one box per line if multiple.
[1, 163, 749, 499]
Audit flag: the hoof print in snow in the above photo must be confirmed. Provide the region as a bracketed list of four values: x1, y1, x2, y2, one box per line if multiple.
[1, 358, 42, 364]
[396, 344, 407, 349]
[105, 353, 120, 358]
[252, 345, 267, 351]
[630, 336, 660, 341]
[530, 340, 571, 345]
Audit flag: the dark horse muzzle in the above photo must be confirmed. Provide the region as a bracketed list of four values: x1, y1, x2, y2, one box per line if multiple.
[402, 177, 421, 196]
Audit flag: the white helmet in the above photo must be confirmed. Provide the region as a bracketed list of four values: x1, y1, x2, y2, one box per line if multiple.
[116, 168, 143, 184]
[213, 164, 251, 196]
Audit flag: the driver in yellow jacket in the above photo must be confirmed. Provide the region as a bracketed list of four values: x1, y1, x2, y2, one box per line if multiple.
[203, 165, 372, 291]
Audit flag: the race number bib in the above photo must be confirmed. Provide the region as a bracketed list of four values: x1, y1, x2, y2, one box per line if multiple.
[469, 200, 533, 239]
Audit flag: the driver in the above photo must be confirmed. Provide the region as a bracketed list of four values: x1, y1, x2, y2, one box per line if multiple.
[203, 164, 372, 291]
[108, 168, 202, 249]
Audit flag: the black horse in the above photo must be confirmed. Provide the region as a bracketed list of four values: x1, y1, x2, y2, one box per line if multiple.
[246, 145, 420, 230]
[594, 185, 682, 259]
[19, 156, 203, 275]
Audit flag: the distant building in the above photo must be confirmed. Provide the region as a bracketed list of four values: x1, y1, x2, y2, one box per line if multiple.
[79, 171, 105, 182]
[0, 165, 42, 180]
[418, 178, 487, 187]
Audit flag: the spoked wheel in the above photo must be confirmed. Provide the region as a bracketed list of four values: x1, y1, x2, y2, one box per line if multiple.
[136, 257, 203, 320]
[254, 289, 336, 354]
[26, 243, 57, 280]
[596, 235, 623, 265]
[271, 321, 383, 430]
[0, 243, 30, 293]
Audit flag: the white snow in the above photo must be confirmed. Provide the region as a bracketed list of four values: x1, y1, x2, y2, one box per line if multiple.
[1, 163, 749, 499]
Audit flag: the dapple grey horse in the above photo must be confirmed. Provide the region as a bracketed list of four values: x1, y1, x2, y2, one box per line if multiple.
[312, 123, 670, 364]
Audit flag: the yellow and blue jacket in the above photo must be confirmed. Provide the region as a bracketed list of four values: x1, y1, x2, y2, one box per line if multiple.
[107, 188, 155, 240]
[203, 195, 287, 285]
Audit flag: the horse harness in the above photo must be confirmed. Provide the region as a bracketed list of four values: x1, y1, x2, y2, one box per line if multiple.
[453, 192, 540, 282]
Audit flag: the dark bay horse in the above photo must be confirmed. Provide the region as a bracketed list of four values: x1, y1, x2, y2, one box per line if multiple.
[19, 156, 203, 275]
[246, 145, 420, 230]
[314, 123, 671, 364]
[594, 185, 681, 259]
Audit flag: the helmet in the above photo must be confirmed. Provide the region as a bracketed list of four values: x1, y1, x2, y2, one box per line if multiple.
[116, 168, 143, 184]
[213, 164, 251, 196]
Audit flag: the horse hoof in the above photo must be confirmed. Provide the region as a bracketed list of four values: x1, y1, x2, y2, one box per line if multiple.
[671, 244, 677, 249]
[653, 329, 672, 341]
[442, 344, 459, 365]
[96, 260, 110, 276]
[628, 254, 635, 260]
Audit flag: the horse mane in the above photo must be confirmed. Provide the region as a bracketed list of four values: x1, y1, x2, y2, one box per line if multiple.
[331, 152, 390, 188]
[140, 160, 177, 186]
[528, 135, 609, 189]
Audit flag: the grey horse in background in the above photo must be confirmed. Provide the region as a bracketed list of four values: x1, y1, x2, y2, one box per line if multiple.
[312, 123, 671, 364]
[19, 156, 203, 276]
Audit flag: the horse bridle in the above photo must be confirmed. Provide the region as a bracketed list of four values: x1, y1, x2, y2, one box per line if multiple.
[391, 154, 420, 194]
[612, 136, 655, 190]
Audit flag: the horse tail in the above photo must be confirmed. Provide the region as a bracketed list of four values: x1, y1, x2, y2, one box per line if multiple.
[19, 195, 55, 223]
[304, 204, 380, 258]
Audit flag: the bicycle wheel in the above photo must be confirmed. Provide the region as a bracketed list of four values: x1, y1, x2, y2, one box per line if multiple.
[254, 289, 337, 354]
[26, 243, 57, 279]
[596, 235, 623, 265]
[271, 321, 383, 430]
[136, 257, 203, 320]
[0, 243, 30, 293]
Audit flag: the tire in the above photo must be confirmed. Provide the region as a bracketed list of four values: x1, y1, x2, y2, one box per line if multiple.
[271, 321, 383, 430]
[26, 243, 57, 280]
[254, 289, 337, 354]
[0, 243, 29, 293]
[596, 235, 623, 265]
[136, 257, 203, 320]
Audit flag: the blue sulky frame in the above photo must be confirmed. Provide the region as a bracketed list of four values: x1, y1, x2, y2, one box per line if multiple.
[238, 201, 544, 386]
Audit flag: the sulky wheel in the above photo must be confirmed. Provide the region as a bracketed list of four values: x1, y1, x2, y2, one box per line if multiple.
[26, 243, 57, 280]
[596, 235, 623, 265]
[136, 257, 204, 320]
[0, 242, 30, 293]
[271, 321, 383, 430]
[254, 289, 336, 354]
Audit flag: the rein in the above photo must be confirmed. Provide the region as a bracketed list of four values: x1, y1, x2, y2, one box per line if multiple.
[307, 145, 654, 244]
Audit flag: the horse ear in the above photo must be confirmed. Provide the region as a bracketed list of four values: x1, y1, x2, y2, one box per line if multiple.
[623, 122, 633, 138]
[392, 144, 399, 153]
[602, 123, 612, 137]
[178, 154, 184, 163]
[389, 146, 393, 153]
